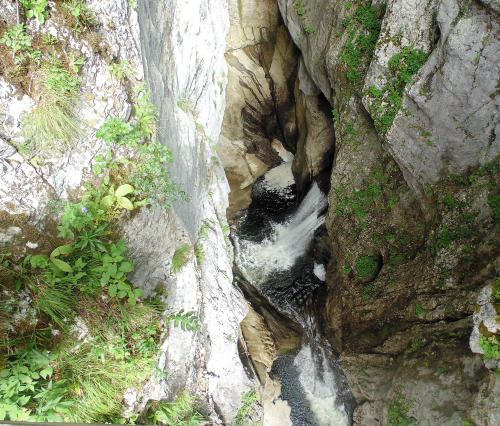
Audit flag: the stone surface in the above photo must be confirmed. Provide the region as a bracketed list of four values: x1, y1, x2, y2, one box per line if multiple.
[274, 0, 500, 424]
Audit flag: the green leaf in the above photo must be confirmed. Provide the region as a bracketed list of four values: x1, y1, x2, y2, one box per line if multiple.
[119, 261, 134, 273]
[92, 164, 102, 175]
[39, 366, 53, 379]
[115, 184, 134, 197]
[0, 406, 5, 420]
[117, 196, 134, 210]
[128, 296, 137, 305]
[109, 284, 117, 297]
[117, 282, 130, 291]
[100, 195, 115, 209]
[94, 154, 106, 162]
[107, 262, 117, 277]
[30, 254, 48, 268]
[104, 175, 110, 185]
[133, 288, 145, 298]
[50, 245, 74, 257]
[50, 258, 73, 273]
[101, 272, 110, 286]
[118, 290, 127, 298]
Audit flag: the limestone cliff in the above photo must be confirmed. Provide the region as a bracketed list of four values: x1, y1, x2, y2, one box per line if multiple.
[274, 0, 500, 424]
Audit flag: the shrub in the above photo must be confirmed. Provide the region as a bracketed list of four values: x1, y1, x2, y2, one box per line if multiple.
[356, 255, 379, 280]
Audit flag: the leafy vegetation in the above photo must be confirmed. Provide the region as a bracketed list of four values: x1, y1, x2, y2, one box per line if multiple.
[108, 60, 134, 80]
[368, 46, 429, 134]
[388, 395, 415, 425]
[232, 389, 259, 426]
[339, 2, 384, 83]
[146, 391, 204, 425]
[20, 0, 49, 24]
[1, 24, 32, 60]
[479, 335, 500, 359]
[95, 89, 189, 210]
[62, 0, 98, 33]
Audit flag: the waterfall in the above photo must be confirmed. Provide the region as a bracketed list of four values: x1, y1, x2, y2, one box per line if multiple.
[235, 182, 328, 286]
[295, 345, 348, 426]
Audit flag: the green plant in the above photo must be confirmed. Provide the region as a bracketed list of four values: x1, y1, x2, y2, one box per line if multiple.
[305, 26, 316, 34]
[41, 34, 57, 45]
[171, 244, 191, 273]
[356, 256, 379, 281]
[339, 2, 383, 84]
[0, 346, 73, 421]
[232, 389, 259, 426]
[1, 25, 32, 59]
[479, 335, 500, 359]
[62, 0, 98, 32]
[452, 7, 468, 26]
[129, 0, 138, 9]
[147, 391, 203, 426]
[108, 61, 133, 80]
[20, 0, 49, 24]
[134, 86, 159, 138]
[177, 96, 195, 113]
[100, 184, 136, 211]
[22, 59, 83, 150]
[388, 396, 415, 425]
[166, 309, 200, 332]
[416, 304, 425, 315]
[443, 195, 457, 210]
[194, 244, 205, 266]
[368, 47, 428, 134]
[96, 117, 141, 147]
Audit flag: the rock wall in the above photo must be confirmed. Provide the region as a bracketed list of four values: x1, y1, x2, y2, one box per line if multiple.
[274, 0, 500, 424]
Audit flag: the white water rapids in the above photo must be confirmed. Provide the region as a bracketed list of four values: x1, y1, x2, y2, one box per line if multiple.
[235, 182, 328, 286]
[235, 169, 349, 426]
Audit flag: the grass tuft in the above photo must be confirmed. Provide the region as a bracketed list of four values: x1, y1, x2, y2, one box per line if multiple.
[22, 58, 83, 150]
[171, 244, 191, 274]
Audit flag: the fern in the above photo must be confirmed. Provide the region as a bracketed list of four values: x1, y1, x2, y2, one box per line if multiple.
[167, 309, 200, 332]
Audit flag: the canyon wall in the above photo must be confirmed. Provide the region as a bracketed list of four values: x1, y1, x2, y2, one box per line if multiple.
[273, 0, 500, 424]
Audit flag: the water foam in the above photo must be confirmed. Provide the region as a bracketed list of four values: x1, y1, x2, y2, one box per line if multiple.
[295, 345, 348, 426]
[235, 182, 327, 286]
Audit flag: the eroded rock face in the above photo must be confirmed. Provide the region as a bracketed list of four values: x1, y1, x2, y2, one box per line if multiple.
[274, 0, 500, 423]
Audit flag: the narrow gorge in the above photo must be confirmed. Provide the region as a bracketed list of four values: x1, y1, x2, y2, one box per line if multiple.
[0, 0, 499, 425]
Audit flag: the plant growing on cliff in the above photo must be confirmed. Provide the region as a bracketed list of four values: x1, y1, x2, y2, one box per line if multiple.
[22, 58, 83, 150]
[20, 0, 49, 24]
[388, 395, 415, 425]
[1, 24, 32, 60]
[479, 335, 500, 359]
[146, 391, 204, 425]
[62, 0, 98, 33]
[356, 255, 379, 281]
[368, 46, 428, 134]
[232, 389, 259, 426]
[171, 244, 191, 274]
[339, 2, 383, 83]
[108, 61, 133, 80]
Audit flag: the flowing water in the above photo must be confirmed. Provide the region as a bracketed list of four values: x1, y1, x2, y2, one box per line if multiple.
[234, 156, 355, 425]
